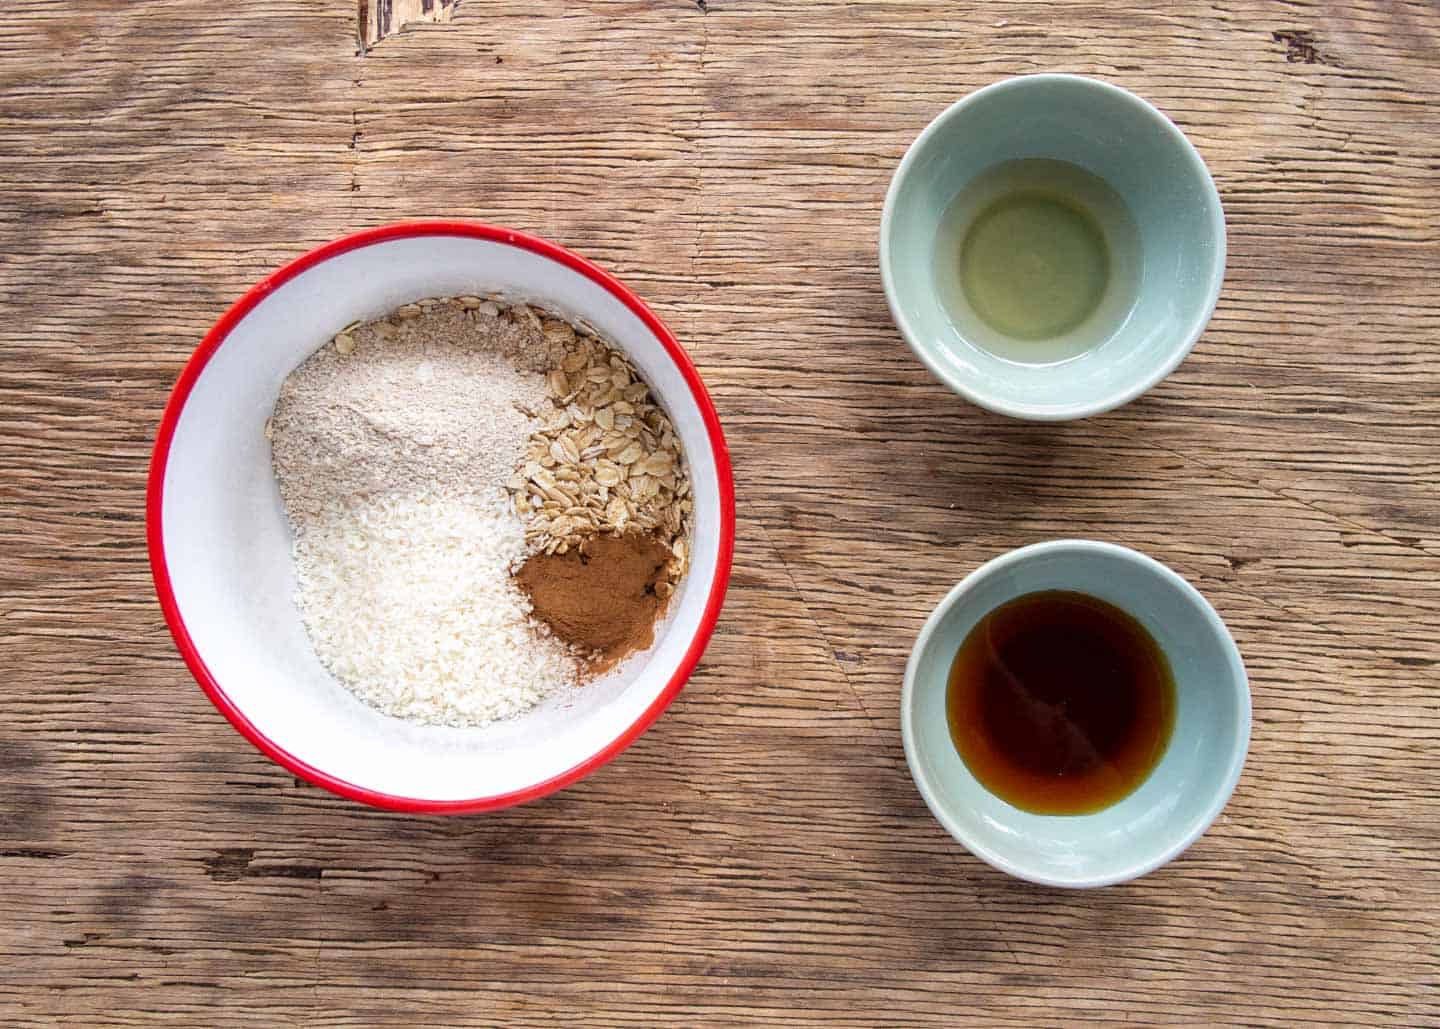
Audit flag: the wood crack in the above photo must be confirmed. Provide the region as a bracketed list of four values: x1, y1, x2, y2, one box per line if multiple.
[754, 522, 888, 743]
[687, 2, 712, 283]
[201, 848, 324, 883]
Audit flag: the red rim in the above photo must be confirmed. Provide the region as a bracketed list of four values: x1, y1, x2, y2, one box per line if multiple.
[146, 221, 736, 814]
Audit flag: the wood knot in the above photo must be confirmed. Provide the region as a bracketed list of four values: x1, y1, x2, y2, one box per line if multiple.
[1272, 29, 1329, 65]
[360, 0, 461, 52]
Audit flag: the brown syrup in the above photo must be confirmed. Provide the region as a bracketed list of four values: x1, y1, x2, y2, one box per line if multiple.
[946, 590, 1175, 815]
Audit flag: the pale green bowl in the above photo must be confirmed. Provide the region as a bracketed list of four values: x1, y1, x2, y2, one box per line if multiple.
[880, 75, 1226, 420]
[901, 541, 1249, 888]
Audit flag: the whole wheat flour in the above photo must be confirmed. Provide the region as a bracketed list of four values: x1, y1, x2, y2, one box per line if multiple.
[270, 301, 550, 528]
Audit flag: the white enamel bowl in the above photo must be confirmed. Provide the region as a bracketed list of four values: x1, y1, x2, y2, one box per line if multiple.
[148, 222, 735, 812]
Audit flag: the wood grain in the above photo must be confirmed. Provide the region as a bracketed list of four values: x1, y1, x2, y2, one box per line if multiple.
[2, 0, 1437, 1024]
[361, 0, 462, 50]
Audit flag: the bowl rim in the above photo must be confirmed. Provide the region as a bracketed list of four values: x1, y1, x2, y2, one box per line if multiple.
[146, 220, 737, 814]
[879, 73, 1228, 421]
[900, 538, 1251, 887]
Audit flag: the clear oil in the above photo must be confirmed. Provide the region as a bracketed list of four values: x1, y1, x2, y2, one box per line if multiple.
[934, 159, 1142, 364]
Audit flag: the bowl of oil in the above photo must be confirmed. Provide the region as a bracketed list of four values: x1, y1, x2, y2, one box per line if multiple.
[880, 75, 1225, 420]
[901, 540, 1250, 887]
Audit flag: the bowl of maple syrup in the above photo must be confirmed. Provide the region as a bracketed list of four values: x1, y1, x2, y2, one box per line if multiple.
[901, 540, 1250, 888]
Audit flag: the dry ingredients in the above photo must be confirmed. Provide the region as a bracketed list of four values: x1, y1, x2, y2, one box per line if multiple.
[515, 532, 674, 674]
[289, 491, 576, 726]
[507, 318, 692, 592]
[269, 299, 571, 726]
[268, 296, 692, 728]
[269, 299, 548, 527]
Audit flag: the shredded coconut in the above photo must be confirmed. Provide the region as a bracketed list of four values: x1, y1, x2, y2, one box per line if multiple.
[291, 491, 575, 726]
[269, 301, 579, 727]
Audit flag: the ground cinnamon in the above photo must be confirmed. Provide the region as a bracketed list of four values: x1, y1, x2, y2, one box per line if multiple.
[514, 531, 674, 675]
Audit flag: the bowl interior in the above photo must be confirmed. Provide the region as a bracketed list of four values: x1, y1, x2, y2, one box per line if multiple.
[155, 231, 728, 805]
[902, 541, 1249, 887]
[882, 75, 1225, 418]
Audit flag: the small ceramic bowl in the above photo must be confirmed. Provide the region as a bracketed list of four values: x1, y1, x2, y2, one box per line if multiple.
[902, 540, 1249, 887]
[148, 222, 735, 812]
[881, 74, 1226, 420]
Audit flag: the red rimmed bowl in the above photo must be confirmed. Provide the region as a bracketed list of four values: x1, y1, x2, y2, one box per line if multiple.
[147, 222, 735, 812]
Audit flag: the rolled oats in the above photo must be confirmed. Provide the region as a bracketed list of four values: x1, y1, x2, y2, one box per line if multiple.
[444, 299, 695, 590]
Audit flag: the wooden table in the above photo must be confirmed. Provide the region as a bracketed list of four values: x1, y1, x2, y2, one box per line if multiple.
[4, 1, 1437, 1024]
